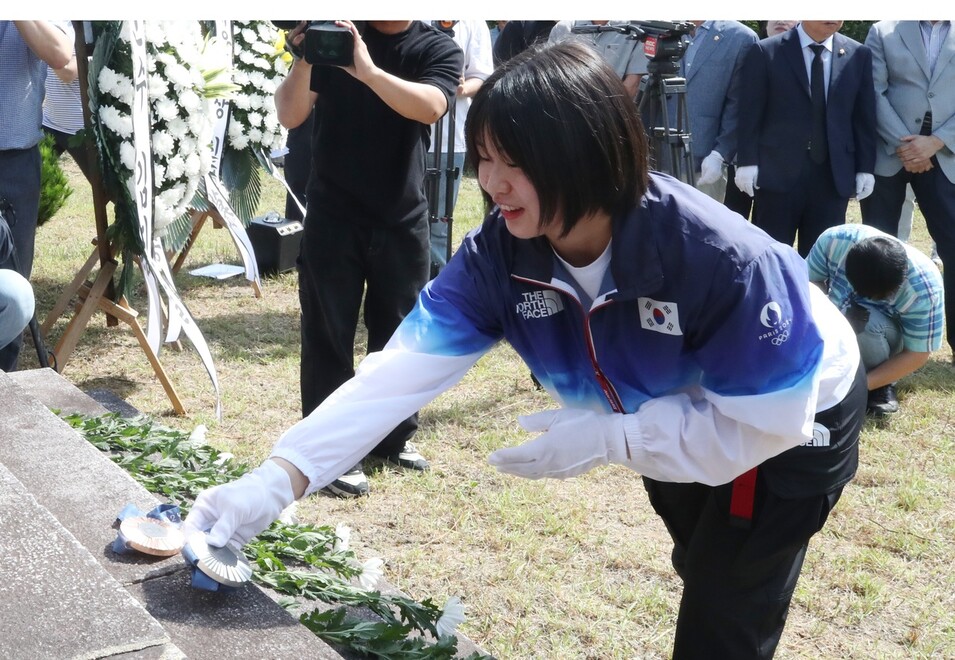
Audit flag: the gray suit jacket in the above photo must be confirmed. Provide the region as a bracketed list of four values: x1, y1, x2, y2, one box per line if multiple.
[866, 20, 955, 182]
[682, 20, 758, 165]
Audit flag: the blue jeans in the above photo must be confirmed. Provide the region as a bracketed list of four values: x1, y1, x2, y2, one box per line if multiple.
[0, 269, 35, 364]
[856, 306, 903, 371]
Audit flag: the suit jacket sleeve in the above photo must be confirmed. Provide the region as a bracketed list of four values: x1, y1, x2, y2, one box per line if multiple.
[865, 25, 912, 150]
[851, 45, 877, 174]
[735, 41, 767, 167]
[713, 29, 759, 162]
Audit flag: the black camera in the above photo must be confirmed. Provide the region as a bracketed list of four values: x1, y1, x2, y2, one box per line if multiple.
[571, 20, 694, 75]
[272, 21, 354, 67]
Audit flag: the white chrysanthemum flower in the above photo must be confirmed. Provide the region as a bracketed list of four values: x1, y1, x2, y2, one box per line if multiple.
[165, 154, 186, 180]
[119, 142, 136, 170]
[183, 152, 201, 177]
[179, 135, 197, 154]
[246, 111, 262, 127]
[151, 131, 175, 157]
[100, 105, 133, 138]
[98, 66, 120, 97]
[435, 596, 466, 638]
[248, 70, 267, 89]
[148, 74, 169, 98]
[114, 76, 134, 104]
[251, 41, 273, 55]
[241, 28, 257, 43]
[247, 94, 264, 110]
[154, 98, 179, 122]
[167, 116, 188, 140]
[179, 89, 201, 113]
[231, 133, 249, 150]
[232, 94, 251, 111]
[247, 127, 262, 143]
[357, 557, 384, 591]
[333, 524, 351, 552]
[238, 50, 255, 64]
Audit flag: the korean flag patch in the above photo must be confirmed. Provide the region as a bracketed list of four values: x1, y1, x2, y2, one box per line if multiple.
[638, 297, 683, 336]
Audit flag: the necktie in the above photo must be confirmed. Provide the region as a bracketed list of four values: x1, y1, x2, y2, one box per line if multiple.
[809, 43, 828, 164]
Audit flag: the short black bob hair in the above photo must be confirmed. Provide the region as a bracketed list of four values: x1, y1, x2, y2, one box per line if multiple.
[465, 40, 649, 238]
[845, 236, 908, 300]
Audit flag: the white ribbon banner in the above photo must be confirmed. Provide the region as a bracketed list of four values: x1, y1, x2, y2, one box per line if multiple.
[128, 20, 222, 418]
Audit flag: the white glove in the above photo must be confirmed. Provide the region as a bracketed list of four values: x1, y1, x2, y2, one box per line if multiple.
[697, 150, 724, 186]
[734, 165, 758, 197]
[487, 408, 629, 480]
[183, 460, 295, 549]
[855, 172, 875, 200]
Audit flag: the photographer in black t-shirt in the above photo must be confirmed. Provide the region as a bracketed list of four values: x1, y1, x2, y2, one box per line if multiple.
[276, 20, 463, 497]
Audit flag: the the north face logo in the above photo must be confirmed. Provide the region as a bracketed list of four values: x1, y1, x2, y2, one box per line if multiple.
[516, 290, 564, 319]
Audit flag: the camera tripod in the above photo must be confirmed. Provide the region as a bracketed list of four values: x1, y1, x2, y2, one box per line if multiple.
[636, 59, 696, 186]
[425, 94, 458, 274]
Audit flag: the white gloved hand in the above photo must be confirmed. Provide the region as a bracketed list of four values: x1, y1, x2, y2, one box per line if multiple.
[183, 460, 295, 549]
[734, 165, 759, 197]
[855, 172, 875, 200]
[487, 408, 629, 480]
[697, 150, 724, 186]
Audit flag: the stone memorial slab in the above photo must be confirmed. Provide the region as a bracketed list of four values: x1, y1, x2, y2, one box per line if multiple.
[0, 464, 173, 658]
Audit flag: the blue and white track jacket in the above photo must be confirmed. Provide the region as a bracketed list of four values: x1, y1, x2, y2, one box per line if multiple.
[273, 174, 860, 496]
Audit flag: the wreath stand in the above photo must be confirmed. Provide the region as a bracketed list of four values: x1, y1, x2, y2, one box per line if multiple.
[169, 206, 263, 299]
[42, 24, 185, 414]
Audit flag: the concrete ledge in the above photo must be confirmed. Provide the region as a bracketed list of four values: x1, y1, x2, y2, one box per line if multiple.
[0, 463, 175, 658]
[0, 369, 342, 659]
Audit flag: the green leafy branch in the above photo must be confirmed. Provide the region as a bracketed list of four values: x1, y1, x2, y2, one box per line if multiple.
[64, 413, 491, 659]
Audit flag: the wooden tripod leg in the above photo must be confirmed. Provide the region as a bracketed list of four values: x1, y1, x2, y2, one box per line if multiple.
[52, 259, 116, 371]
[42, 246, 100, 336]
[170, 211, 208, 275]
[103, 297, 186, 415]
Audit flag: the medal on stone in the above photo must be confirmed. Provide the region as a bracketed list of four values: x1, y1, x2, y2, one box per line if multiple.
[182, 533, 253, 588]
[119, 516, 185, 557]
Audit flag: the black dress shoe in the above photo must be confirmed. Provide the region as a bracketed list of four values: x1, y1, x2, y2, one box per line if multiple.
[867, 383, 899, 415]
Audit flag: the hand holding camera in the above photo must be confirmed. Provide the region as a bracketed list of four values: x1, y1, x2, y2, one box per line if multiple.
[276, 20, 359, 68]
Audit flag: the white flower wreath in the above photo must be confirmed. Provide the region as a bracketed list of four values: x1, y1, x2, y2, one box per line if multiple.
[94, 21, 232, 236]
[227, 21, 290, 153]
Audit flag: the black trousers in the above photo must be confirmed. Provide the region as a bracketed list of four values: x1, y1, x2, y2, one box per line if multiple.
[298, 208, 430, 463]
[860, 163, 955, 350]
[0, 146, 40, 371]
[642, 366, 866, 659]
[752, 156, 849, 257]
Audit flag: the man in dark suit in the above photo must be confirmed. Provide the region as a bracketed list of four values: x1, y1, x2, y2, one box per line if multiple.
[682, 20, 758, 202]
[735, 21, 877, 256]
[860, 21, 955, 357]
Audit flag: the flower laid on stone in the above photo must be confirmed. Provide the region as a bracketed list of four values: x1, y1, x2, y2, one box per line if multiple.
[436, 595, 467, 638]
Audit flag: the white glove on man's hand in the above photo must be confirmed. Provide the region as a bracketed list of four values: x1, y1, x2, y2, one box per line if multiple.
[734, 165, 759, 197]
[697, 150, 724, 186]
[487, 408, 629, 480]
[855, 172, 875, 200]
[183, 460, 295, 549]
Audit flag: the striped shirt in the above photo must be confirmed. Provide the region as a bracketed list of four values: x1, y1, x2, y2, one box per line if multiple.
[919, 21, 951, 76]
[807, 224, 944, 353]
[0, 21, 73, 149]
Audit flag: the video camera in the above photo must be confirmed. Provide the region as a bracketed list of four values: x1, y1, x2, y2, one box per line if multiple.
[272, 21, 355, 67]
[571, 20, 694, 74]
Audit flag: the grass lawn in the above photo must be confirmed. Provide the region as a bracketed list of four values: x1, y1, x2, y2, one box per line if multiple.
[23, 157, 955, 658]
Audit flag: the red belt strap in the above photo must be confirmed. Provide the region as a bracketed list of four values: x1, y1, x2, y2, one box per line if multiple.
[729, 467, 758, 529]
